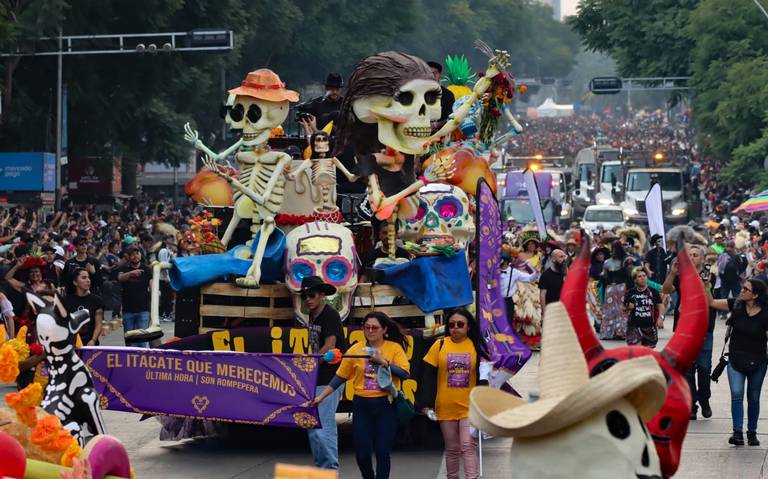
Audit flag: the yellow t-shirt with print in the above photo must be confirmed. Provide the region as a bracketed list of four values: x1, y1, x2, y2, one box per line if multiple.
[423, 337, 477, 420]
[336, 340, 410, 398]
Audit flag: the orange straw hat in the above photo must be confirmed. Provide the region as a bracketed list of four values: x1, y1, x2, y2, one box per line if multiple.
[228, 69, 299, 103]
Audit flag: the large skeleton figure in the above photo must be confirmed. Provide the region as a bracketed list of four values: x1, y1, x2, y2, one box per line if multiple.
[184, 69, 299, 287]
[335, 47, 509, 263]
[289, 131, 357, 216]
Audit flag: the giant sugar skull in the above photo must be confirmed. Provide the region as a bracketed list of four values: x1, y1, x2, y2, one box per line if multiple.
[399, 183, 475, 254]
[561, 239, 708, 478]
[337, 52, 442, 155]
[285, 222, 358, 324]
[225, 69, 297, 147]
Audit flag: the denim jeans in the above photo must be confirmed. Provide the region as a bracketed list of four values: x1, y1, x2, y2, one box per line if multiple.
[687, 331, 714, 407]
[308, 385, 342, 469]
[727, 361, 768, 432]
[123, 311, 150, 348]
[720, 281, 742, 299]
[352, 395, 399, 479]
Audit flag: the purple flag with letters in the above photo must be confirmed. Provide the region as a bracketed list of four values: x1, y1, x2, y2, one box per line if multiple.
[81, 347, 320, 429]
[475, 179, 532, 373]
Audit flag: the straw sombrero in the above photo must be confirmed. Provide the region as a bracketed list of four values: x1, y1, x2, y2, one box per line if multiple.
[470, 302, 666, 438]
[228, 69, 299, 103]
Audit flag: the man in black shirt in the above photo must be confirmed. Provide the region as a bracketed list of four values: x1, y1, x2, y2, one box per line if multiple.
[662, 244, 716, 419]
[301, 73, 345, 131]
[644, 234, 669, 284]
[117, 247, 151, 348]
[624, 269, 662, 348]
[62, 236, 102, 294]
[539, 249, 567, 316]
[427, 61, 456, 128]
[301, 276, 346, 470]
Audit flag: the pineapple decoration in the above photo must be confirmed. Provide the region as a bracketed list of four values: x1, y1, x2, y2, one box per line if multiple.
[443, 54, 477, 99]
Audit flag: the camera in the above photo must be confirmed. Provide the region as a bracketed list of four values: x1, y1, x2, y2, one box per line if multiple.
[294, 102, 313, 123]
[711, 354, 728, 382]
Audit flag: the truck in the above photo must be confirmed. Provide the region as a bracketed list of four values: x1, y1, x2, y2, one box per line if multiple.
[571, 146, 622, 215]
[620, 166, 690, 225]
[500, 169, 570, 228]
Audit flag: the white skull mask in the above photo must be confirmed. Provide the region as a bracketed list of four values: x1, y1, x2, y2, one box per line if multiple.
[285, 222, 358, 324]
[228, 96, 289, 147]
[400, 183, 474, 253]
[352, 78, 442, 155]
[511, 399, 662, 479]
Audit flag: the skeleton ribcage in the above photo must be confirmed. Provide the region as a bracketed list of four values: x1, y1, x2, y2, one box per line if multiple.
[235, 162, 284, 216]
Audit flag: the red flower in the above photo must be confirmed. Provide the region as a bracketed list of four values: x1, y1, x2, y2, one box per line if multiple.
[491, 108, 502, 117]
[30, 343, 43, 356]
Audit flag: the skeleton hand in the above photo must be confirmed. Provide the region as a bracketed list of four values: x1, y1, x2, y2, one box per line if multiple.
[422, 158, 455, 183]
[202, 155, 229, 181]
[184, 123, 202, 148]
[475, 50, 511, 95]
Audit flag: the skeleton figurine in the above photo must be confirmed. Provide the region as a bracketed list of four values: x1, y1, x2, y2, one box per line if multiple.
[289, 131, 357, 218]
[26, 291, 106, 445]
[335, 48, 509, 264]
[184, 69, 299, 287]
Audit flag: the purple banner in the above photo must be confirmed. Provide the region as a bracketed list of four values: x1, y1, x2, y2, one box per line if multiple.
[475, 179, 532, 373]
[80, 347, 320, 429]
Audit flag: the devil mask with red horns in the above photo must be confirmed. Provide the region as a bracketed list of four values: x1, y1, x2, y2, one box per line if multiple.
[562, 238, 708, 478]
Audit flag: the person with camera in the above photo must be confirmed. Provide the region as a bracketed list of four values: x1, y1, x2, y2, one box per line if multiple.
[297, 73, 345, 134]
[709, 278, 768, 446]
[663, 244, 717, 420]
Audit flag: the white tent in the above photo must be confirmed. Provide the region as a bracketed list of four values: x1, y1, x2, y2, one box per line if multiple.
[535, 97, 574, 118]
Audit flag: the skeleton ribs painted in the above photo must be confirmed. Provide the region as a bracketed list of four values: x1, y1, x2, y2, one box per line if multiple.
[184, 69, 299, 287]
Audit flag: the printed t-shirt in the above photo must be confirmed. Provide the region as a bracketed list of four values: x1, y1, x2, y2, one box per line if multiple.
[624, 286, 661, 328]
[335, 340, 410, 398]
[423, 338, 477, 420]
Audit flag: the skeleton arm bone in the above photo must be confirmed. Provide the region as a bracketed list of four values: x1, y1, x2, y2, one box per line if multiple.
[427, 66, 497, 141]
[333, 157, 359, 182]
[289, 158, 312, 180]
[184, 123, 242, 161]
[261, 153, 293, 200]
[202, 156, 264, 204]
[150, 262, 171, 326]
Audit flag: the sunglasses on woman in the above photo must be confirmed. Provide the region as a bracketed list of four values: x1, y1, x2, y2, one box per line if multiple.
[448, 321, 466, 329]
[364, 324, 381, 331]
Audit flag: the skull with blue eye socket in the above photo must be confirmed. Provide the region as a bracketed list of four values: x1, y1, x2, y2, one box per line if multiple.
[399, 183, 475, 255]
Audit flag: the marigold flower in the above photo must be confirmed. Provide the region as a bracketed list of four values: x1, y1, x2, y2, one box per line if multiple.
[0, 344, 20, 383]
[60, 441, 82, 467]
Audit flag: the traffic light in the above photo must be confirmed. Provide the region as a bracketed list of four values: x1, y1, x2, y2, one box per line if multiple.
[589, 77, 623, 95]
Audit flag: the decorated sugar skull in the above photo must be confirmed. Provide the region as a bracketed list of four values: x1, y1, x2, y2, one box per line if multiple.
[400, 183, 475, 254]
[471, 302, 667, 479]
[285, 222, 358, 324]
[562, 238, 708, 478]
[226, 69, 294, 147]
[344, 52, 442, 155]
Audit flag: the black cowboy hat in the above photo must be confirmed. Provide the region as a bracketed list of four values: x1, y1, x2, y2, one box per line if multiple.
[650, 234, 664, 244]
[300, 275, 336, 297]
[324, 73, 344, 89]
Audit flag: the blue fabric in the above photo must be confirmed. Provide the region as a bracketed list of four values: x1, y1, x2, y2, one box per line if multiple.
[123, 311, 150, 348]
[329, 375, 346, 390]
[373, 254, 473, 312]
[352, 396, 398, 479]
[727, 361, 768, 432]
[308, 385, 342, 469]
[169, 228, 286, 290]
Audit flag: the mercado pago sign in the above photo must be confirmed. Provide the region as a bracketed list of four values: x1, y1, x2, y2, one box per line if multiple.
[0, 152, 56, 192]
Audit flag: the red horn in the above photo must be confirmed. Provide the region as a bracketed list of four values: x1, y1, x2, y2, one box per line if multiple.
[561, 235, 604, 359]
[661, 245, 708, 372]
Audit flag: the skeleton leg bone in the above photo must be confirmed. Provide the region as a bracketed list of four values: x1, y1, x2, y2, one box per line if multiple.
[236, 218, 275, 288]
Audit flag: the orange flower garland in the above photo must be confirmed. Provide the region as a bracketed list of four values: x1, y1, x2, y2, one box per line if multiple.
[60, 440, 83, 467]
[31, 415, 78, 453]
[0, 343, 19, 383]
[5, 383, 42, 427]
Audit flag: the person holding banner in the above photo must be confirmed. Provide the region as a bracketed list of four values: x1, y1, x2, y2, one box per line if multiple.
[310, 311, 410, 479]
[599, 241, 629, 340]
[421, 308, 489, 479]
[301, 275, 347, 470]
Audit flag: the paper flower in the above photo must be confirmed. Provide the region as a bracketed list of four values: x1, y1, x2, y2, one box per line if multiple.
[0, 344, 20, 383]
[60, 440, 82, 467]
[5, 383, 43, 427]
[31, 415, 76, 453]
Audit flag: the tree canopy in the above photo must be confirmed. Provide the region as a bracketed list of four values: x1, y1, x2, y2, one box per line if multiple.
[0, 0, 579, 172]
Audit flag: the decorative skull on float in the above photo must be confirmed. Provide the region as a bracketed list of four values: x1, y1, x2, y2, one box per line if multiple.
[562, 238, 708, 478]
[284, 222, 358, 324]
[399, 183, 475, 255]
[470, 301, 667, 479]
[334, 48, 508, 264]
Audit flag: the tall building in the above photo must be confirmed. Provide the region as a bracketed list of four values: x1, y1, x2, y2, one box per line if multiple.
[539, 0, 562, 21]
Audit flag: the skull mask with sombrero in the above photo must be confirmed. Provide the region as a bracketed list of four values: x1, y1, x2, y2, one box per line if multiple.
[470, 301, 667, 479]
[225, 69, 299, 147]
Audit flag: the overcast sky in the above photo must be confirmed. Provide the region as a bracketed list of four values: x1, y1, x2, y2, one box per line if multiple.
[561, 0, 578, 18]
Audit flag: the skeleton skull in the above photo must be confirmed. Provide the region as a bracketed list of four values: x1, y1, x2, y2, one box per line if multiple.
[352, 78, 442, 155]
[228, 96, 289, 147]
[399, 183, 474, 254]
[285, 222, 358, 324]
[511, 399, 662, 479]
[313, 133, 330, 155]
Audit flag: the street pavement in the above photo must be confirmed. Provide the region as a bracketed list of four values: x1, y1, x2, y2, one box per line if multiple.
[3, 316, 768, 478]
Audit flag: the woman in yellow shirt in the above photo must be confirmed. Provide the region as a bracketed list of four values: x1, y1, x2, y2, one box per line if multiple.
[422, 309, 489, 479]
[312, 311, 410, 479]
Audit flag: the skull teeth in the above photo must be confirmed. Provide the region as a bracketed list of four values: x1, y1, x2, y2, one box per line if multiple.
[402, 126, 432, 138]
[243, 132, 261, 141]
